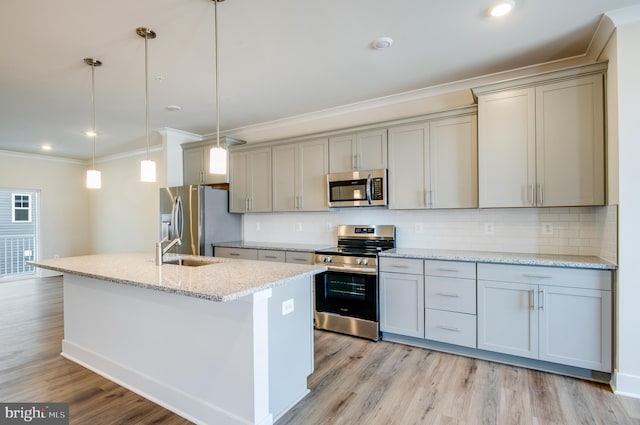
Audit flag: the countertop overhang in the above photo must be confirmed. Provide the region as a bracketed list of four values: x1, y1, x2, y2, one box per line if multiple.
[379, 248, 617, 270]
[31, 253, 327, 302]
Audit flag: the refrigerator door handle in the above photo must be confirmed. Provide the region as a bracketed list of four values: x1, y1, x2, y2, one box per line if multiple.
[175, 196, 184, 241]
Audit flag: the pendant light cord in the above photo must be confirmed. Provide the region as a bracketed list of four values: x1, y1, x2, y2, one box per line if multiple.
[90, 62, 96, 169]
[144, 30, 150, 161]
[215, 0, 221, 149]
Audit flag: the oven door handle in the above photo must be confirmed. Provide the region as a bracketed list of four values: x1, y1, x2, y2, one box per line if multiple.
[324, 266, 377, 275]
[366, 173, 373, 204]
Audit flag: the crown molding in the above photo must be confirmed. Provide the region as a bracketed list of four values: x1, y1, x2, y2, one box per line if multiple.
[0, 149, 85, 165]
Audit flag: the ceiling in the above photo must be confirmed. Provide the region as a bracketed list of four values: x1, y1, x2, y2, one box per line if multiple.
[1, 0, 639, 160]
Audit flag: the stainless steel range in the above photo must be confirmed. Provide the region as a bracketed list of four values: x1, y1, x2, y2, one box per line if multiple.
[314, 225, 396, 340]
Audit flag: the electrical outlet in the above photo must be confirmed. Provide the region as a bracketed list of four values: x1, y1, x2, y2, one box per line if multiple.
[484, 223, 495, 235]
[255, 222, 261, 231]
[282, 299, 294, 316]
[326, 222, 333, 232]
[542, 222, 554, 235]
[295, 223, 303, 232]
[415, 223, 424, 234]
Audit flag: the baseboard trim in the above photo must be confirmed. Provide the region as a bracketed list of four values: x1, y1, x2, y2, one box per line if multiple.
[612, 371, 640, 399]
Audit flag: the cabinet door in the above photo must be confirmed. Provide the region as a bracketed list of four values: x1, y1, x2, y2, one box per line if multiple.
[538, 285, 611, 371]
[229, 152, 249, 212]
[183, 147, 204, 185]
[535, 75, 605, 207]
[388, 123, 429, 209]
[298, 138, 329, 211]
[379, 272, 425, 338]
[429, 115, 478, 209]
[248, 148, 272, 212]
[272, 144, 297, 212]
[328, 134, 356, 173]
[477, 280, 538, 359]
[478, 88, 536, 207]
[356, 129, 387, 170]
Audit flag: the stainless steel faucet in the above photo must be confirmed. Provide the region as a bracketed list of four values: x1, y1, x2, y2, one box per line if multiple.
[155, 235, 182, 265]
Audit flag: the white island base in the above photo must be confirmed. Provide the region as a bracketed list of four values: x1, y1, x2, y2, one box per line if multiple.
[60, 273, 313, 425]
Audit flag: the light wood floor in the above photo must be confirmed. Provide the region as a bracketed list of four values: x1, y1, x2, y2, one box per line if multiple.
[2, 277, 639, 425]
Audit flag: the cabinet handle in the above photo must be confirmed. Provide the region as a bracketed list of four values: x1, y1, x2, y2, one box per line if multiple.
[529, 289, 535, 310]
[249, 198, 253, 211]
[264, 255, 278, 259]
[229, 253, 240, 256]
[530, 184, 535, 207]
[437, 325, 460, 332]
[539, 289, 545, 311]
[523, 274, 552, 279]
[539, 184, 544, 206]
[352, 155, 358, 169]
[437, 268, 459, 273]
[292, 257, 306, 262]
[389, 264, 410, 269]
[298, 196, 303, 209]
[245, 198, 249, 211]
[436, 292, 461, 298]
[427, 190, 433, 207]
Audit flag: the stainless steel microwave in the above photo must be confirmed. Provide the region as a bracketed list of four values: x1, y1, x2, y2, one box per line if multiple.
[327, 169, 388, 207]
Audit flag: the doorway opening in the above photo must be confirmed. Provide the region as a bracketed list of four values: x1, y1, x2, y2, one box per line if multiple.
[0, 189, 39, 279]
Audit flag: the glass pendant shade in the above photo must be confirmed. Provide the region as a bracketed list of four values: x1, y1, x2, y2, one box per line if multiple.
[86, 169, 101, 189]
[209, 146, 227, 174]
[140, 159, 156, 182]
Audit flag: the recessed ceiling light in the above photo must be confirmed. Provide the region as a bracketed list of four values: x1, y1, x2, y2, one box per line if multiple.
[85, 130, 97, 137]
[371, 37, 393, 50]
[166, 105, 182, 111]
[41, 144, 52, 151]
[490, 0, 514, 17]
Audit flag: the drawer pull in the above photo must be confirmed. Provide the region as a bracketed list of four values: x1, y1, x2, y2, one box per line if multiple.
[436, 292, 461, 298]
[437, 268, 459, 272]
[390, 264, 410, 269]
[292, 257, 306, 261]
[523, 274, 552, 279]
[263, 255, 278, 259]
[437, 325, 460, 332]
[229, 253, 240, 256]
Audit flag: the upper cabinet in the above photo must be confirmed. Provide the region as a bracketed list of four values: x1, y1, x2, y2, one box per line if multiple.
[329, 128, 387, 173]
[388, 111, 477, 209]
[273, 138, 329, 212]
[474, 63, 606, 208]
[183, 144, 228, 185]
[229, 148, 272, 213]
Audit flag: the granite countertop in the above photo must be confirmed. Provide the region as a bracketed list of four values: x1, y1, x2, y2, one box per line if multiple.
[379, 248, 617, 270]
[31, 253, 326, 302]
[213, 241, 334, 252]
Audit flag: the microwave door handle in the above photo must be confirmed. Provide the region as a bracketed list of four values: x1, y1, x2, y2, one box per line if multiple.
[366, 174, 373, 204]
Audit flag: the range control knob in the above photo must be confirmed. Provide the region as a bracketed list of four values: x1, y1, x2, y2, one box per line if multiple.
[356, 258, 362, 265]
[362, 259, 369, 265]
[326, 256, 333, 263]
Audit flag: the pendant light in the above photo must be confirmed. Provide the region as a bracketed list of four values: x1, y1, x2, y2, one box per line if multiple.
[84, 58, 102, 189]
[137, 27, 157, 182]
[209, 0, 227, 175]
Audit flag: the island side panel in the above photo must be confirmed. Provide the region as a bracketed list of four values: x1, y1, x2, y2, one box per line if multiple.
[61, 273, 272, 425]
[268, 275, 314, 421]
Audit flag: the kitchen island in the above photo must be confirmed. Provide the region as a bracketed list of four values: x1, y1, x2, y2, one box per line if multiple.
[31, 253, 326, 425]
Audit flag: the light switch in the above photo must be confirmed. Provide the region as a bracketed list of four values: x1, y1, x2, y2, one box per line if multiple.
[282, 299, 294, 316]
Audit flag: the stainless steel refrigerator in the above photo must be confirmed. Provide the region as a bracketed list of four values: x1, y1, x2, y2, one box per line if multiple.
[159, 185, 241, 257]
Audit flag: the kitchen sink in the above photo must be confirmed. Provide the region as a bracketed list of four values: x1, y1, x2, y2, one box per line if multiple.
[163, 257, 220, 267]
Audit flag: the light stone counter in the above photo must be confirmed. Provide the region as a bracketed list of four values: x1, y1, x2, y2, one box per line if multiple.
[32, 252, 326, 302]
[213, 240, 333, 252]
[380, 248, 617, 270]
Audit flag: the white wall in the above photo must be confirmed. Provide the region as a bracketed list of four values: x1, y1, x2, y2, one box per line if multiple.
[0, 151, 90, 261]
[607, 6, 640, 398]
[88, 148, 164, 254]
[243, 206, 617, 260]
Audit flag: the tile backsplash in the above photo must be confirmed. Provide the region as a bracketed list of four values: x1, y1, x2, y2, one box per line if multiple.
[242, 205, 618, 263]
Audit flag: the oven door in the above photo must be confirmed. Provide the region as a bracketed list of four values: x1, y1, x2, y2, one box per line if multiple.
[315, 270, 378, 322]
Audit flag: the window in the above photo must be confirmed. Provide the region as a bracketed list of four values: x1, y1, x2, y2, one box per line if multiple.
[12, 193, 31, 223]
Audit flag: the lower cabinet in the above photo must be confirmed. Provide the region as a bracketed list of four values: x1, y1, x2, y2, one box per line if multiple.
[379, 269, 425, 338]
[214, 246, 314, 265]
[477, 263, 612, 372]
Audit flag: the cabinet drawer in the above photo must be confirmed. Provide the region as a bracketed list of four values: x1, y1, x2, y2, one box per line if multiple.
[214, 247, 258, 260]
[285, 251, 315, 265]
[425, 309, 476, 348]
[477, 263, 611, 290]
[379, 257, 423, 275]
[258, 250, 286, 262]
[425, 260, 476, 279]
[425, 276, 476, 314]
